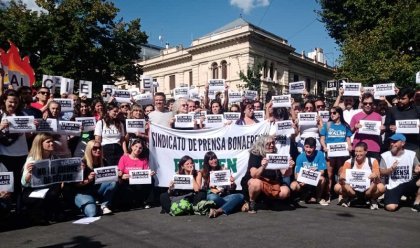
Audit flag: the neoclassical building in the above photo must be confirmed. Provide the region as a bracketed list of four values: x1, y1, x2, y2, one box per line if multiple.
[118, 18, 335, 98]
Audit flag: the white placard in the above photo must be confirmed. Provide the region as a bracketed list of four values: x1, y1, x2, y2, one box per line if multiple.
[58, 121, 82, 136]
[228, 91, 242, 103]
[73, 216, 101, 225]
[342, 82, 361, 96]
[358, 120, 381, 136]
[374, 83, 395, 97]
[42, 75, 60, 93]
[94, 166, 118, 184]
[134, 92, 153, 106]
[223, 112, 241, 121]
[244, 90, 257, 100]
[208, 79, 225, 92]
[205, 114, 224, 129]
[113, 89, 132, 103]
[141, 75, 153, 92]
[188, 88, 200, 101]
[208, 89, 217, 100]
[266, 154, 289, 170]
[327, 142, 349, 157]
[54, 98, 74, 112]
[29, 188, 49, 199]
[126, 119, 146, 133]
[416, 72, 420, 84]
[298, 112, 318, 126]
[173, 174, 194, 190]
[289, 81, 305, 94]
[102, 84, 115, 96]
[395, 119, 419, 134]
[345, 169, 370, 192]
[60, 77, 74, 95]
[297, 168, 321, 186]
[173, 87, 189, 100]
[209, 170, 231, 187]
[35, 118, 57, 133]
[272, 95, 291, 108]
[79, 80, 92, 98]
[0, 172, 14, 192]
[75, 117, 96, 132]
[318, 111, 330, 123]
[5, 116, 35, 133]
[31, 158, 83, 187]
[129, 169, 152, 185]
[363, 87, 375, 96]
[253, 110, 265, 122]
[174, 114, 195, 128]
[275, 120, 295, 136]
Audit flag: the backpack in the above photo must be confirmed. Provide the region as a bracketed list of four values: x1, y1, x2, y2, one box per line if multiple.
[169, 199, 193, 216]
[350, 157, 373, 170]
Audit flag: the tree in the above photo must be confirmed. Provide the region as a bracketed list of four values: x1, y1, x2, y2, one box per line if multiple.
[239, 63, 262, 94]
[0, 0, 148, 93]
[317, 0, 420, 88]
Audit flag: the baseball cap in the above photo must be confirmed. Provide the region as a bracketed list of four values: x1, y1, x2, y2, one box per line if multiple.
[389, 133, 406, 142]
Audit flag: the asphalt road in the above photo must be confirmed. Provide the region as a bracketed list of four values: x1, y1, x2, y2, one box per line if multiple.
[1, 200, 419, 248]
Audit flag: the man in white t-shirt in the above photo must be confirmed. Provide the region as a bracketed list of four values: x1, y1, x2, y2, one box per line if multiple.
[379, 133, 420, 212]
[147, 92, 172, 128]
[334, 87, 362, 124]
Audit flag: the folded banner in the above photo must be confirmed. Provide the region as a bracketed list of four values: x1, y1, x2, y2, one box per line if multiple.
[149, 122, 270, 188]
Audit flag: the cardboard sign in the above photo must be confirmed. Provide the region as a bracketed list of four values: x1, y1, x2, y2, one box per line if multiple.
[209, 170, 231, 187]
[272, 95, 291, 108]
[345, 169, 370, 192]
[395, 119, 419, 134]
[318, 111, 330, 123]
[373, 83, 395, 97]
[298, 112, 317, 126]
[205, 114, 224, 129]
[5, 116, 35, 133]
[342, 82, 361, 96]
[327, 142, 349, 157]
[133, 92, 153, 106]
[244, 90, 257, 100]
[208, 89, 217, 100]
[60, 77, 74, 95]
[129, 169, 152, 185]
[275, 120, 295, 136]
[126, 119, 146, 133]
[94, 166, 118, 184]
[35, 118, 58, 133]
[42, 75, 61, 93]
[174, 114, 195, 128]
[188, 88, 200, 101]
[0, 172, 14, 192]
[289, 81, 305, 94]
[228, 91, 242, 103]
[266, 154, 289, 170]
[326, 80, 337, 91]
[173, 87, 189, 100]
[141, 75, 153, 92]
[223, 112, 241, 122]
[58, 121, 82, 136]
[297, 168, 321, 186]
[102, 85, 115, 96]
[79, 80, 92, 98]
[173, 174, 194, 190]
[113, 89, 132, 103]
[54, 98, 74, 112]
[31, 158, 83, 187]
[253, 110, 265, 122]
[359, 120, 381, 136]
[208, 79, 225, 92]
[75, 117, 96, 132]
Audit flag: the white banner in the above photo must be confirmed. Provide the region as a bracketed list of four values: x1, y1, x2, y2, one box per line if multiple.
[5, 116, 35, 133]
[327, 142, 349, 157]
[343, 82, 361, 96]
[113, 89, 132, 103]
[79, 80, 92, 98]
[209, 170, 231, 187]
[0, 172, 14, 192]
[297, 168, 321, 186]
[149, 122, 270, 188]
[272, 95, 291, 108]
[126, 119, 146, 133]
[94, 166, 118, 184]
[289, 81, 305, 94]
[58, 121, 82, 136]
[359, 120, 381, 136]
[298, 112, 317, 126]
[395, 119, 419, 134]
[373, 83, 395, 97]
[345, 169, 370, 192]
[75, 117, 96, 132]
[266, 154, 289, 170]
[208, 79, 225, 92]
[129, 169, 152, 185]
[54, 98, 74, 112]
[173, 175, 193, 190]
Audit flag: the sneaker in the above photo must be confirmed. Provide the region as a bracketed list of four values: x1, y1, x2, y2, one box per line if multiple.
[144, 204, 151, 209]
[248, 201, 257, 214]
[101, 205, 112, 215]
[370, 199, 379, 210]
[319, 199, 329, 206]
[338, 198, 349, 207]
[411, 204, 420, 212]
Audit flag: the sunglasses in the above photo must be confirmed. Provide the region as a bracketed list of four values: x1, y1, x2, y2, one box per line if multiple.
[38, 91, 50, 95]
[316, 105, 325, 108]
[330, 111, 337, 115]
[92, 146, 102, 151]
[120, 105, 129, 108]
[363, 102, 373, 106]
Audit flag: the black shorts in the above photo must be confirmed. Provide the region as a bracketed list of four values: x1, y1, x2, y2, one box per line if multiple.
[384, 179, 418, 206]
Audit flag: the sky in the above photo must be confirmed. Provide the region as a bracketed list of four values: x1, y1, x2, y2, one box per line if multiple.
[14, 0, 341, 66]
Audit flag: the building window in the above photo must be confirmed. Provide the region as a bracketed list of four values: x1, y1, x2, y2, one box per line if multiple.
[263, 61, 268, 78]
[212, 62, 218, 79]
[169, 75, 175, 90]
[293, 74, 299, 82]
[189, 71, 193, 86]
[221, 61, 227, 79]
[269, 63, 274, 80]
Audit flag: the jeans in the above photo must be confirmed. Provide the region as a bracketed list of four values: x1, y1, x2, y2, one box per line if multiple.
[75, 182, 116, 217]
[207, 193, 244, 215]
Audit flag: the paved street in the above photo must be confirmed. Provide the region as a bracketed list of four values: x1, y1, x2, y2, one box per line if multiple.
[1, 200, 419, 248]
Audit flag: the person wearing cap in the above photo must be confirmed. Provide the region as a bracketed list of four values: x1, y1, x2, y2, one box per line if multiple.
[379, 133, 420, 212]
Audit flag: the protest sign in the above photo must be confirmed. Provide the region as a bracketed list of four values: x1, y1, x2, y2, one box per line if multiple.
[128, 88, 140, 98]
[395, 119, 419, 134]
[31, 158, 83, 187]
[228, 91, 242, 103]
[58, 121, 82, 136]
[35, 118, 57, 133]
[244, 90, 257, 100]
[126, 119, 146, 133]
[342, 82, 361, 96]
[42, 75, 60, 93]
[327, 142, 349, 157]
[363, 87, 375, 96]
[416, 72, 420, 84]
[94, 166, 118, 184]
[374, 83, 395, 98]
[173, 87, 189, 100]
[326, 80, 337, 91]
[345, 169, 370, 192]
[5, 116, 35, 133]
[208, 79, 225, 92]
[298, 112, 317, 126]
[129, 169, 152, 185]
[79, 80, 92, 98]
[102, 85, 115, 96]
[266, 154, 289, 170]
[54, 98, 73, 112]
[75, 117, 96, 132]
[359, 120, 381, 136]
[275, 120, 295, 136]
[208, 89, 217, 100]
[134, 92, 153, 106]
[223, 112, 241, 122]
[297, 168, 321, 186]
[113, 89, 132, 103]
[272, 95, 291, 108]
[141, 75, 153, 92]
[0, 172, 14, 192]
[60, 77, 74, 95]
[318, 111, 330, 123]
[175, 114, 195, 128]
[205, 114, 224, 129]
[188, 88, 199, 101]
[253, 110, 265, 122]
[209, 170, 231, 187]
[289, 81, 305, 94]
[173, 175, 194, 190]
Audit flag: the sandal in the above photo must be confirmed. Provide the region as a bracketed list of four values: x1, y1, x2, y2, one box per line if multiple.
[208, 208, 217, 218]
[241, 202, 249, 212]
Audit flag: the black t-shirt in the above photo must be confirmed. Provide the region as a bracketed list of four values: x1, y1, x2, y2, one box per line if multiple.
[243, 153, 282, 182]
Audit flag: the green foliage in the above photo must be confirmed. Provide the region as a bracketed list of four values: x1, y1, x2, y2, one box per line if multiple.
[239, 63, 262, 94]
[318, 0, 419, 88]
[0, 0, 148, 93]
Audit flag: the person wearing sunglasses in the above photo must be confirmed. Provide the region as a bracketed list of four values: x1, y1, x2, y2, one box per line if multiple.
[17, 86, 42, 119]
[169, 98, 200, 129]
[31, 87, 52, 113]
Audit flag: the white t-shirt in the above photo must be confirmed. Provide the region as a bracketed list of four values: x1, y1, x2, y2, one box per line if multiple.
[94, 120, 125, 146]
[380, 150, 417, 190]
[343, 108, 362, 125]
[148, 110, 172, 128]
